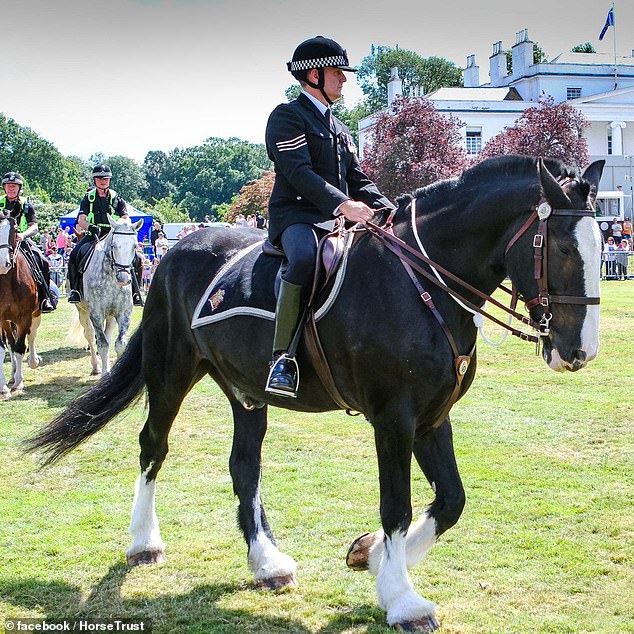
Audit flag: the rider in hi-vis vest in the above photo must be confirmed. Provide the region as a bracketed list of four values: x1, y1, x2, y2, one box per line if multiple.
[0, 171, 56, 312]
[67, 164, 143, 305]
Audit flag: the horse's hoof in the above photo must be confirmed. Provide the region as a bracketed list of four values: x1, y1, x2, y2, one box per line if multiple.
[394, 616, 440, 632]
[255, 574, 298, 592]
[91, 369, 101, 376]
[0, 389, 11, 400]
[10, 383, 24, 395]
[126, 549, 165, 566]
[29, 357, 41, 369]
[346, 532, 380, 570]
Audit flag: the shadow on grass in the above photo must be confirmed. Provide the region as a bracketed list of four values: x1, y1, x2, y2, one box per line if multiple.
[12, 375, 96, 407]
[38, 346, 90, 365]
[2, 562, 389, 633]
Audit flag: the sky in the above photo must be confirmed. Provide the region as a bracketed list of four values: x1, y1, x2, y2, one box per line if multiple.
[3, 0, 633, 163]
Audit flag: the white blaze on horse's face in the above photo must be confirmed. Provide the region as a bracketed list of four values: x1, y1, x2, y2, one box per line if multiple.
[0, 219, 12, 274]
[545, 217, 601, 372]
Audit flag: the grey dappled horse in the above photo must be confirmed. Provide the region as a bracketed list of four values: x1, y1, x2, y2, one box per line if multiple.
[74, 215, 142, 375]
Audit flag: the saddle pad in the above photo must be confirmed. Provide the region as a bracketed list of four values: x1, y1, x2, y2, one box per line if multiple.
[191, 232, 354, 329]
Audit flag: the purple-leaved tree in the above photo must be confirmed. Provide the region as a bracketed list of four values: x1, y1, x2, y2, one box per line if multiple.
[361, 96, 468, 200]
[477, 95, 589, 168]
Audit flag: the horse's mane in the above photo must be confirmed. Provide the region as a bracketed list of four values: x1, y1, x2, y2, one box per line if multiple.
[394, 155, 579, 216]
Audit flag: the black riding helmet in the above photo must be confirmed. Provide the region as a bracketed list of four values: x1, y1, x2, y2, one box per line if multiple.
[92, 164, 113, 179]
[2, 171, 24, 187]
[287, 36, 357, 104]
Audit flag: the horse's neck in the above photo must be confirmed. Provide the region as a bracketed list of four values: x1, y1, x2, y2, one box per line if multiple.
[402, 196, 515, 297]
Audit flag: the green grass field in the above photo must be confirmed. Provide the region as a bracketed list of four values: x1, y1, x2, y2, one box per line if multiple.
[1, 282, 633, 633]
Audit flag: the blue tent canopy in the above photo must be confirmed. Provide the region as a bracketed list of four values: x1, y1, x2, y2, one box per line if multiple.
[59, 204, 153, 242]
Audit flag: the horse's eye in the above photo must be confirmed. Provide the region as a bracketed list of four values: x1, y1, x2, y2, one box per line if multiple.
[558, 246, 570, 256]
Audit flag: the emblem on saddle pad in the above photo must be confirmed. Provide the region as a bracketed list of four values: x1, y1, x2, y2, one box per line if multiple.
[537, 202, 552, 220]
[208, 289, 225, 311]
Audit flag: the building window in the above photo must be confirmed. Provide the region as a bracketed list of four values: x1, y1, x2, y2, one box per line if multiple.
[466, 129, 482, 155]
[607, 128, 613, 155]
[567, 87, 581, 100]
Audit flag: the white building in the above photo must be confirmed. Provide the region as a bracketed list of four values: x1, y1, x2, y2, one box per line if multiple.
[358, 29, 634, 214]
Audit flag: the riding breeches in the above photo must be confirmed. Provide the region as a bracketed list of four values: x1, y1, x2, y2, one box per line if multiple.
[279, 223, 327, 288]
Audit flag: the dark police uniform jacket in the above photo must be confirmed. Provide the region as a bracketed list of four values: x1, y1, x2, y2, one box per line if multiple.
[265, 93, 394, 243]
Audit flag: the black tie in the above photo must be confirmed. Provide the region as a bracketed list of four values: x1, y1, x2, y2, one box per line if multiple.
[324, 108, 335, 133]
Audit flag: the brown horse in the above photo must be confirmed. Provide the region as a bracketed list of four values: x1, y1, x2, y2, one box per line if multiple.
[0, 215, 42, 397]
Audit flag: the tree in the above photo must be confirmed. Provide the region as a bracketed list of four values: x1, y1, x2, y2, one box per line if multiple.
[143, 150, 172, 201]
[106, 155, 147, 201]
[147, 194, 190, 224]
[227, 171, 275, 221]
[571, 42, 596, 53]
[357, 47, 462, 112]
[0, 114, 86, 203]
[477, 95, 589, 168]
[361, 96, 468, 199]
[164, 137, 271, 220]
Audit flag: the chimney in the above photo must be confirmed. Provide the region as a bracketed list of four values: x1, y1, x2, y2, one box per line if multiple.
[489, 41, 507, 86]
[387, 67, 403, 106]
[464, 55, 480, 87]
[511, 28, 533, 79]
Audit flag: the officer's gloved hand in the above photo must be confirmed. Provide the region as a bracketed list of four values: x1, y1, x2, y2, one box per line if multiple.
[88, 224, 100, 236]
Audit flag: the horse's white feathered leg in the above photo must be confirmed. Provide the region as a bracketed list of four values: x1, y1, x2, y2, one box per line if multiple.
[247, 482, 297, 585]
[376, 531, 437, 627]
[11, 351, 24, 393]
[127, 462, 165, 565]
[27, 314, 41, 369]
[0, 337, 9, 398]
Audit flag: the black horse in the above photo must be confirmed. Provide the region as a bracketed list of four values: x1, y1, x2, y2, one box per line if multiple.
[28, 155, 604, 632]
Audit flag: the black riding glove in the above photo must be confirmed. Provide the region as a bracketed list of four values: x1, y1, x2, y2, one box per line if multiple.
[88, 224, 100, 236]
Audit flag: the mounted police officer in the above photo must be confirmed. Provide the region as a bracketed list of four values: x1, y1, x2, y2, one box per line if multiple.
[67, 164, 143, 305]
[0, 171, 55, 312]
[265, 36, 395, 397]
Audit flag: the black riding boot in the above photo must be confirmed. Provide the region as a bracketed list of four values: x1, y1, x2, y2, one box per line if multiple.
[132, 253, 144, 306]
[265, 279, 304, 397]
[67, 258, 82, 303]
[38, 257, 55, 312]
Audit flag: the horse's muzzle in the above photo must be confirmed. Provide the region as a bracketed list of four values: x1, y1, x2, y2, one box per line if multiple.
[116, 271, 131, 286]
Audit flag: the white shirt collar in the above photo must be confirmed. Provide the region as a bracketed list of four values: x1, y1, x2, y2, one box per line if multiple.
[301, 90, 329, 116]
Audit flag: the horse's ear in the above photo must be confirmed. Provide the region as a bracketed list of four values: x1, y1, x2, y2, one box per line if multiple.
[107, 213, 117, 229]
[581, 160, 605, 205]
[133, 219, 143, 232]
[538, 158, 571, 208]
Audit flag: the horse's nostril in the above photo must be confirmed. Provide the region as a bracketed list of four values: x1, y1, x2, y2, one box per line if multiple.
[575, 350, 587, 363]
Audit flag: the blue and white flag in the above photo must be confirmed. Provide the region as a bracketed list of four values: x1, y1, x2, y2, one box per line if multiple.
[599, 7, 614, 41]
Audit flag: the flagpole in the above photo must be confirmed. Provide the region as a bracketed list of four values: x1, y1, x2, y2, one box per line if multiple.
[612, 1, 618, 89]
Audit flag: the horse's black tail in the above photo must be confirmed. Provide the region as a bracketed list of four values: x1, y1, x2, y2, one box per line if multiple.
[25, 324, 146, 466]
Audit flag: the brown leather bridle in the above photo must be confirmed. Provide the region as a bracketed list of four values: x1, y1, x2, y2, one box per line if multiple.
[369, 196, 600, 344]
[502, 200, 600, 332]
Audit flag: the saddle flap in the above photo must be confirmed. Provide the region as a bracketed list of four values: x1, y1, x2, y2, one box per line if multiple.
[262, 239, 285, 258]
[321, 232, 346, 280]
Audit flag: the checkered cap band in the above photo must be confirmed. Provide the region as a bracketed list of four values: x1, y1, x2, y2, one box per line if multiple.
[289, 55, 349, 71]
